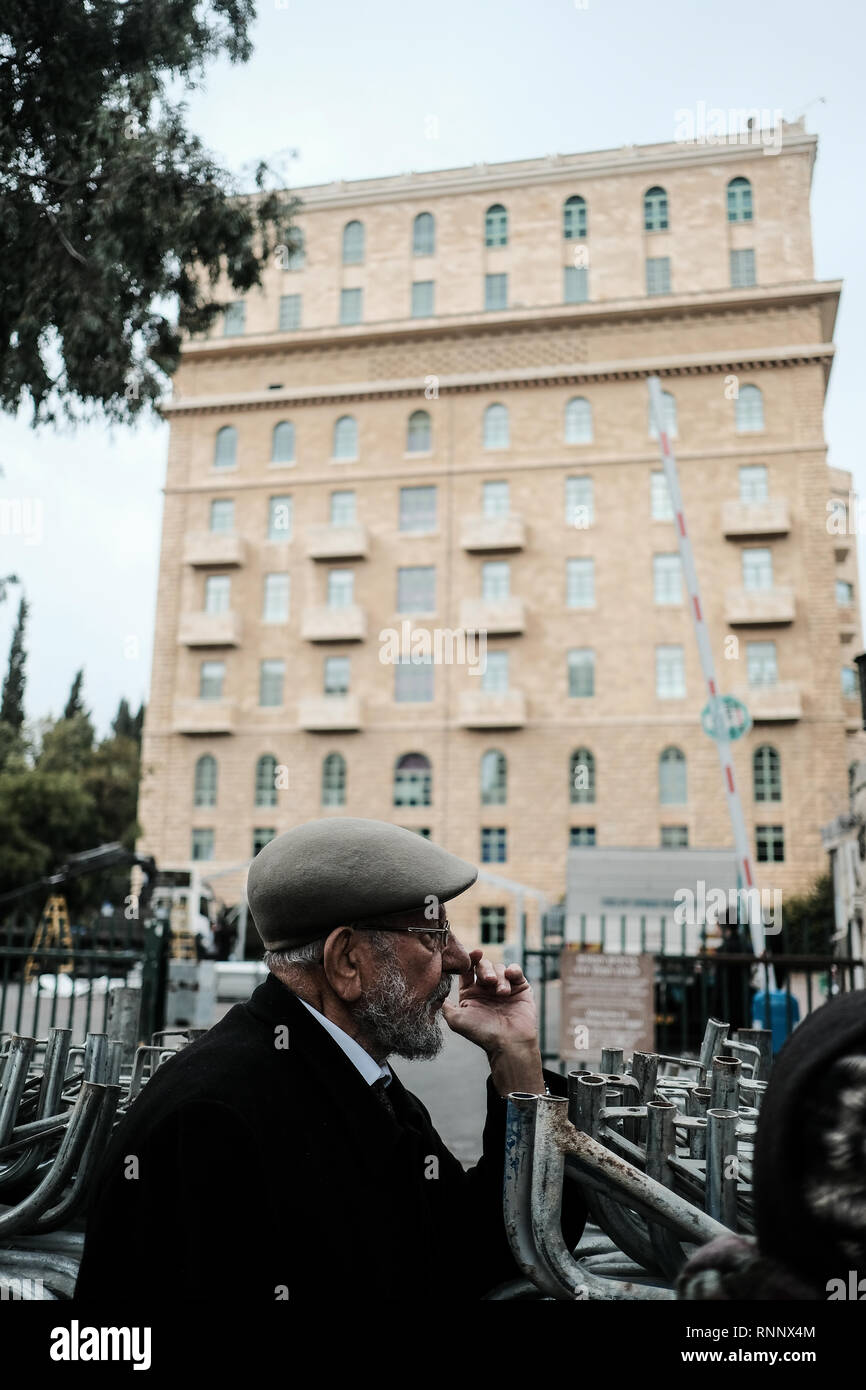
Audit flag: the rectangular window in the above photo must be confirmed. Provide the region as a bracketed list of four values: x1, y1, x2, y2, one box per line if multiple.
[209, 498, 235, 533]
[191, 828, 215, 861]
[259, 659, 285, 707]
[223, 301, 245, 336]
[747, 641, 778, 686]
[397, 565, 435, 613]
[411, 281, 434, 318]
[646, 257, 671, 295]
[566, 476, 594, 527]
[395, 657, 433, 702]
[650, 470, 674, 521]
[267, 495, 292, 542]
[199, 660, 225, 699]
[340, 288, 362, 325]
[568, 648, 595, 698]
[483, 481, 510, 518]
[252, 828, 276, 856]
[482, 561, 510, 601]
[837, 580, 855, 605]
[262, 573, 290, 623]
[569, 827, 596, 847]
[756, 825, 785, 863]
[566, 557, 595, 608]
[327, 569, 354, 609]
[330, 490, 356, 526]
[485, 273, 508, 311]
[278, 294, 302, 331]
[742, 547, 773, 591]
[324, 656, 350, 695]
[730, 249, 756, 288]
[653, 554, 683, 605]
[482, 651, 509, 694]
[399, 485, 437, 532]
[204, 574, 231, 614]
[481, 828, 507, 864]
[661, 826, 689, 849]
[656, 645, 686, 698]
[842, 667, 858, 698]
[739, 465, 768, 503]
[480, 906, 507, 944]
[564, 266, 589, 303]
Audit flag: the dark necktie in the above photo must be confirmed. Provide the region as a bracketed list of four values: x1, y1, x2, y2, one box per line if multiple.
[371, 1075, 397, 1119]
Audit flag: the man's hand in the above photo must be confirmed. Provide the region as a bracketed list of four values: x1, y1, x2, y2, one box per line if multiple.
[441, 949, 545, 1097]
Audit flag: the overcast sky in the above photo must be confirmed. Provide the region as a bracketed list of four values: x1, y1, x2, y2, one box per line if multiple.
[1, 0, 863, 735]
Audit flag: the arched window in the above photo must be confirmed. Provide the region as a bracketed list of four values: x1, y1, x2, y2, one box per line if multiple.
[563, 195, 587, 240]
[271, 421, 295, 464]
[255, 754, 278, 808]
[648, 389, 678, 440]
[570, 748, 596, 805]
[194, 754, 217, 808]
[393, 752, 432, 807]
[214, 426, 237, 469]
[565, 396, 593, 444]
[485, 203, 508, 247]
[333, 415, 358, 460]
[727, 177, 753, 223]
[644, 186, 669, 232]
[735, 384, 764, 432]
[342, 220, 365, 265]
[483, 402, 509, 449]
[753, 745, 781, 802]
[659, 747, 687, 804]
[322, 752, 346, 807]
[407, 409, 432, 453]
[481, 750, 507, 805]
[413, 212, 435, 256]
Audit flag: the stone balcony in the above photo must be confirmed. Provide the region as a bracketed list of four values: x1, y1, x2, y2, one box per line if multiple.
[457, 689, 526, 728]
[298, 695, 362, 731]
[305, 523, 369, 561]
[183, 531, 247, 567]
[724, 586, 795, 626]
[301, 604, 367, 642]
[173, 698, 237, 734]
[721, 498, 790, 538]
[178, 611, 243, 646]
[460, 515, 526, 552]
[459, 597, 525, 635]
[837, 603, 859, 640]
[733, 682, 802, 722]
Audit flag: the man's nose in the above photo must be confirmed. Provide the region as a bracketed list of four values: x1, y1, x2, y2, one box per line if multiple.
[442, 932, 471, 973]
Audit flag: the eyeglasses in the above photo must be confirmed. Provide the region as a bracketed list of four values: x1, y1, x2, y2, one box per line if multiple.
[353, 918, 451, 954]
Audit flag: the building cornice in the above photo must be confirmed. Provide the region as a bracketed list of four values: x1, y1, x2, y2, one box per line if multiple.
[174, 280, 841, 370]
[265, 126, 816, 212]
[162, 342, 834, 417]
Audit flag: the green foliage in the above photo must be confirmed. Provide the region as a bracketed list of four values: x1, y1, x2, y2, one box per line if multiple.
[0, 1, 298, 425]
[63, 669, 87, 720]
[37, 712, 96, 775]
[112, 697, 140, 742]
[777, 873, 835, 955]
[0, 596, 28, 730]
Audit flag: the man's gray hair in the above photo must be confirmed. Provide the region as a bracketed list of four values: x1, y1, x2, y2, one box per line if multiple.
[263, 918, 396, 975]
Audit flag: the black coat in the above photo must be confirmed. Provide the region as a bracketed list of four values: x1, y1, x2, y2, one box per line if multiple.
[75, 974, 586, 1302]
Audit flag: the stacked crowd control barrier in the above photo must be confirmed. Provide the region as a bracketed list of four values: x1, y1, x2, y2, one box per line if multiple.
[0, 1020, 204, 1299]
[495, 1018, 773, 1300]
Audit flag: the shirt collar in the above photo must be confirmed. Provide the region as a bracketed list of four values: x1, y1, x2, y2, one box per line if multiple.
[297, 997, 392, 1087]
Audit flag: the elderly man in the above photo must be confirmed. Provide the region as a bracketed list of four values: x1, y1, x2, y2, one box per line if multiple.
[76, 819, 586, 1301]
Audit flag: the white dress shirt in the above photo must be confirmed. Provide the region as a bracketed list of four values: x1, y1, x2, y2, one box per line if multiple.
[298, 997, 393, 1088]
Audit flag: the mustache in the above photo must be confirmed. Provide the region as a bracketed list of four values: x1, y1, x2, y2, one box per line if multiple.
[429, 976, 453, 1006]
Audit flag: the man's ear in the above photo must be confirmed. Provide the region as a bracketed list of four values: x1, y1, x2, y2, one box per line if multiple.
[322, 926, 364, 1002]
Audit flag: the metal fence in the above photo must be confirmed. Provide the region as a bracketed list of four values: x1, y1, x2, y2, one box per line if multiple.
[0, 912, 169, 1045]
[525, 908, 864, 1065]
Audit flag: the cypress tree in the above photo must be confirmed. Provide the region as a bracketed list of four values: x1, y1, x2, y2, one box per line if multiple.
[0, 596, 29, 730]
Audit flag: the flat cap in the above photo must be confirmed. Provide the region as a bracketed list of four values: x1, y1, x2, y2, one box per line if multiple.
[247, 817, 478, 951]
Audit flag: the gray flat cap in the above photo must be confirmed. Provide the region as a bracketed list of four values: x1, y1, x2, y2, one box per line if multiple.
[247, 817, 478, 951]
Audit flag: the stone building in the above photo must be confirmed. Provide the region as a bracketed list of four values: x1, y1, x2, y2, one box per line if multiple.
[139, 119, 861, 948]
